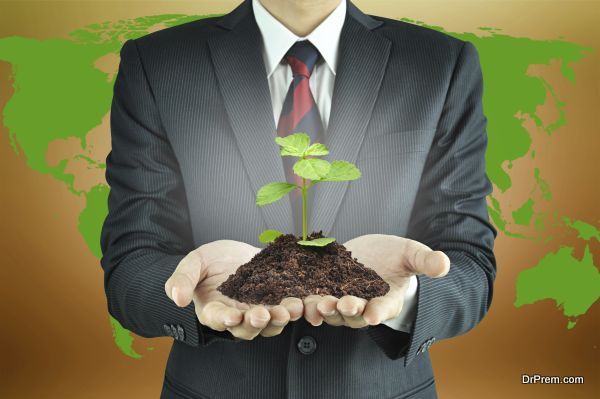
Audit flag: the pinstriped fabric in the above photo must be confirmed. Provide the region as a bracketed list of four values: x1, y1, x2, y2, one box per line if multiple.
[101, 37, 202, 346]
[100, 1, 497, 398]
[399, 40, 497, 366]
[207, 12, 296, 236]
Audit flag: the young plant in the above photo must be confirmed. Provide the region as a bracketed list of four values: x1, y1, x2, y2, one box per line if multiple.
[256, 132, 361, 247]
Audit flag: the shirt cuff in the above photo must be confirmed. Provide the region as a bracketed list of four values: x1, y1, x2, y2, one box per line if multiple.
[381, 275, 418, 332]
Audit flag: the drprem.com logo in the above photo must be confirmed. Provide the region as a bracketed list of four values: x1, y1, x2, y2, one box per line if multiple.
[522, 374, 584, 384]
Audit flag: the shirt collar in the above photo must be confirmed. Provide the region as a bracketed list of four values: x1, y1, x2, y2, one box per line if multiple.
[252, 0, 346, 77]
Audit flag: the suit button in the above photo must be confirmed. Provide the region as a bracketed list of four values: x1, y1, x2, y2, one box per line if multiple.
[417, 337, 435, 355]
[169, 324, 179, 340]
[163, 324, 173, 337]
[177, 325, 185, 341]
[297, 336, 317, 355]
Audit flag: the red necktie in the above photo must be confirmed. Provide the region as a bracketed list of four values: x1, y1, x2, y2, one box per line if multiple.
[277, 40, 325, 235]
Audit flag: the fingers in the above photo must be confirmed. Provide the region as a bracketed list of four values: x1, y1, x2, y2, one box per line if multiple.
[316, 296, 345, 326]
[405, 240, 451, 278]
[305, 295, 369, 328]
[200, 293, 399, 339]
[336, 296, 368, 328]
[304, 295, 324, 326]
[280, 297, 304, 321]
[419, 250, 450, 277]
[363, 296, 402, 325]
[165, 251, 207, 307]
[362, 281, 406, 325]
[197, 298, 302, 340]
[228, 305, 271, 340]
[196, 301, 244, 331]
[253, 298, 303, 337]
[229, 298, 302, 338]
[259, 305, 290, 337]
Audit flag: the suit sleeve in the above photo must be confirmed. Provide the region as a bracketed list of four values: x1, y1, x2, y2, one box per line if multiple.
[369, 40, 498, 366]
[100, 39, 238, 347]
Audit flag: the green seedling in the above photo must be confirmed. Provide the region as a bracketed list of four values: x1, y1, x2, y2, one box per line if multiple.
[256, 132, 361, 247]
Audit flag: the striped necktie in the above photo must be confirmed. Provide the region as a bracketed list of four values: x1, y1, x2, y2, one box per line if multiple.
[277, 40, 325, 236]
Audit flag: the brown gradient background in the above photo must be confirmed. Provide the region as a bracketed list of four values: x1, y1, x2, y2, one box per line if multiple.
[1, 1, 598, 398]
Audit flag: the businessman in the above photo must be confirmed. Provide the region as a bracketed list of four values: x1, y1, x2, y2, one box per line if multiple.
[100, 0, 497, 398]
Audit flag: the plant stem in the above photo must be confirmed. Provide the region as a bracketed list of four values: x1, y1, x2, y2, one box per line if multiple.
[301, 177, 307, 240]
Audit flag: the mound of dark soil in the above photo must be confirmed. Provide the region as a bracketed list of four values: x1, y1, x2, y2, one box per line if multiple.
[217, 231, 389, 305]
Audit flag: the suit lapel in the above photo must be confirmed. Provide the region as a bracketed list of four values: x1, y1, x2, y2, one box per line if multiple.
[309, 3, 392, 236]
[207, 0, 294, 234]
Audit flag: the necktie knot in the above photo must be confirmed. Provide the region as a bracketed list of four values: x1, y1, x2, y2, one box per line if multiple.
[285, 40, 320, 78]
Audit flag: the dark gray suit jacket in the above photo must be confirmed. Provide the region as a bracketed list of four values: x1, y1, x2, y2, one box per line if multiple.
[100, 0, 497, 398]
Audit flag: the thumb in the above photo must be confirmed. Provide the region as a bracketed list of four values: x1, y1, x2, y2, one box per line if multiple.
[405, 240, 451, 278]
[165, 251, 207, 307]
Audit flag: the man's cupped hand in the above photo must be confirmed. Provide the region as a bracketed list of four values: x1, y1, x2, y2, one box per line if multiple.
[165, 240, 304, 340]
[303, 234, 451, 329]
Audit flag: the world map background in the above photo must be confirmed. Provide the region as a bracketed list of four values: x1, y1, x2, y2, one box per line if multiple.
[0, 1, 598, 398]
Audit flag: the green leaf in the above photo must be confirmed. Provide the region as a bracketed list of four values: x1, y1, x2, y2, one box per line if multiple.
[256, 182, 297, 206]
[259, 229, 284, 243]
[303, 143, 329, 156]
[315, 160, 361, 182]
[297, 237, 337, 247]
[293, 158, 331, 180]
[275, 133, 310, 156]
[280, 147, 304, 157]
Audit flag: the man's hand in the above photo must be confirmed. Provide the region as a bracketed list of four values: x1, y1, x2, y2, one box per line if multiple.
[303, 234, 450, 328]
[165, 240, 304, 340]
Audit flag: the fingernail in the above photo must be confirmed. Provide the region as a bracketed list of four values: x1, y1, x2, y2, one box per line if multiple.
[171, 287, 180, 305]
[224, 318, 238, 327]
[345, 306, 358, 316]
[250, 317, 268, 328]
[271, 320, 287, 327]
[290, 303, 303, 314]
[321, 309, 336, 316]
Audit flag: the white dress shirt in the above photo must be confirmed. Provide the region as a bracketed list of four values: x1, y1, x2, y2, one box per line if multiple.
[252, 0, 417, 333]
